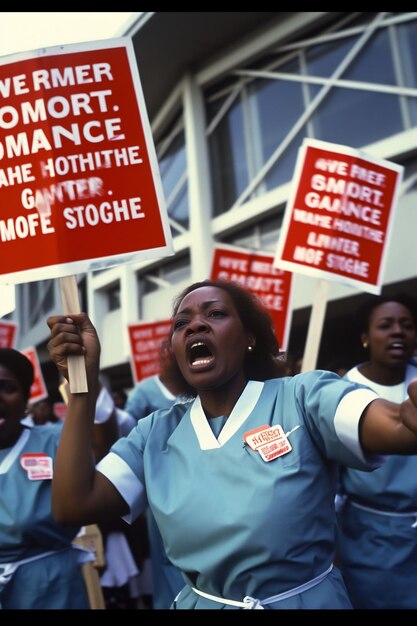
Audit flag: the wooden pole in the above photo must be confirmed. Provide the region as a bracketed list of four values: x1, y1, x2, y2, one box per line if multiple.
[0, 284, 15, 317]
[301, 279, 330, 373]
[74, 525, 106, 610]
[59, 275, 88, 393]
[82, 563, 106, 610]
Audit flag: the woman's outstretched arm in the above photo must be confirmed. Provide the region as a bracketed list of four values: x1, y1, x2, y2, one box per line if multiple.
[360, 379, 417, 454]
[47, 313, 129, 526]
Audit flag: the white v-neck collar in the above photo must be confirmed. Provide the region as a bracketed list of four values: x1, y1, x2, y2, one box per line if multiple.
[0, 428, 30, 474]
[190, 381, 264, 450]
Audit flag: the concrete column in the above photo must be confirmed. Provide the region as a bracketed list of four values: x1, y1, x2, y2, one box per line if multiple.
[182, 74, 214, 282]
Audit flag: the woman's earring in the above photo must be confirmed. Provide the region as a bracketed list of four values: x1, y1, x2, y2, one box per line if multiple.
[363, 341, 368, 349]
[248, 345, 253, 352]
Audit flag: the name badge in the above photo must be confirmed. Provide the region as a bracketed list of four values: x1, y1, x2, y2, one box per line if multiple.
[244, 424, 292, 463]
[20, 453, 53, 480]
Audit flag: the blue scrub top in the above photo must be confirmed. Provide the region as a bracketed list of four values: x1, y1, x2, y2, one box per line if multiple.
[125, 373, 184, 608]
[0, 424, 89, 609]
[97, 371, 380, 609]
[125, 375, 176, 422]
[337, 362, 417, 609]
[340, 362, 417, 510]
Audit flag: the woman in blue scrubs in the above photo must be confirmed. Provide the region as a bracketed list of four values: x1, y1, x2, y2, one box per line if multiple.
[46, 280, 417, 610]
[0, 347, 118, 609]
[125, 365, 185, 609]
[337, 293, 417, 609]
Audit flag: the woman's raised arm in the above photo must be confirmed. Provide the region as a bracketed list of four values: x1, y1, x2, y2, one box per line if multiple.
[47, 313, 129, 526]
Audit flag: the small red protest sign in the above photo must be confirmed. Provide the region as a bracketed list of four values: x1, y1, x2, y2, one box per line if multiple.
[0, 319, 18, 348]
[0, 38, 172, 284]
[53, 402, 67, 421]
[21, 346, 48, 404]
[210, 243, 294, 350]
[274, 139, 403, 295]
[128, 319, 172, 384]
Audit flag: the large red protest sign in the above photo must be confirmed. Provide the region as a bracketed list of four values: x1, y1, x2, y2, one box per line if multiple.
[128, 319, 172, 384]
[0, 319, 18, 348]
[274, 139, 403, 295]
[210, 244, 294, 350]
[21, 346, 48, 404]
[0, 38, 173, 284]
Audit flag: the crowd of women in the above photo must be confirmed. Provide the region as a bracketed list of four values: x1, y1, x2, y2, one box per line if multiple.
[2, 279, 417, 610]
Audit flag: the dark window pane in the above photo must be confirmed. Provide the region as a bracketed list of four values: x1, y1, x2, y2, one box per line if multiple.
[265, 128, 308, 190]
[248, 58, 307, 191]
[208, 96, 249, 215]
[169, 181, 189, 227]
[308, 30, 403, 146]
[397, 19, 417, 126]
[107, 285, 121, 312]
[158, 131, 189, 228]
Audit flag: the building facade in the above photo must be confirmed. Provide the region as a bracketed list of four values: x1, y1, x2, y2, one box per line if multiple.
[6, 11, 417, 397]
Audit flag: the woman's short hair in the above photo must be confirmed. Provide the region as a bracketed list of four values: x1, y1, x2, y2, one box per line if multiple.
[0, 348, 34, 401]
[355, 292, 417, 334]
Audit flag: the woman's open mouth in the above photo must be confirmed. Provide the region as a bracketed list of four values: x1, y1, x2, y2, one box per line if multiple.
[188, 341, 215, 367]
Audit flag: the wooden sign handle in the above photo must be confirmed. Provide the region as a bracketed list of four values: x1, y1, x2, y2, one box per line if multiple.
[59, 275, 88, 393]
[301, 279, 329, 373]
[0, 284, 16, 318]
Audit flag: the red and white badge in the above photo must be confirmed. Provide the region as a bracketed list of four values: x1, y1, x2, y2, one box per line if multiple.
[20, 453, 53, 480]
[244, 424, 292, 462]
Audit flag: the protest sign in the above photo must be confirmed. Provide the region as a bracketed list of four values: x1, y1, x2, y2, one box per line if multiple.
[210, 243, 294, 350]
[0, 319, 18, 348]
[274, 138, 403, 295]
[0, 37, 173, 284]
[21, 346, 48, 403]
[53, 402, 67, 421]
[128, 319, 172, 384]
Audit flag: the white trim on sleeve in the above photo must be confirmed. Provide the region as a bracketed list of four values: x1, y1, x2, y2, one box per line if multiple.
[334, 388, 381, 465]
[96, 451, 146, 523]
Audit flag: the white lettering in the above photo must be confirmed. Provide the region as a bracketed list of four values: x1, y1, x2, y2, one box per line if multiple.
[63, 197, 144, 229]
[32, 63, 113, 91]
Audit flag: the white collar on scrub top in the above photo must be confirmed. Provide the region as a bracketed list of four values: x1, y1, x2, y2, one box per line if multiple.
[190, 380, 264, 450]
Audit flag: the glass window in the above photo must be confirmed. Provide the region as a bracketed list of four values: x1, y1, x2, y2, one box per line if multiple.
[208, 95, 249, 215]
[223, 211, 283, 251]
[140, 254, 191, 296]
[168, 180, 189, 230]
[307, 30, 403, 146]
[397, 20, 417, 88]
[206, 13, 417, 218]
[259, 213, 284, 251]
[264, 127, 307, 191]
[224, 224, 258, 249]
[397, 19, 417, 126]
[247, 58, 307, 192]
[163, 255, 191, 284]
[158, 130, 189, 229]
[28, 280, 55, 327]
[107, 284, 121, 311]
[307, 35, 360, 79]
[402, 155, 417, 193]
[141, 276, 159, 296]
